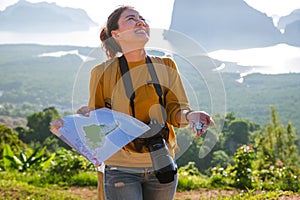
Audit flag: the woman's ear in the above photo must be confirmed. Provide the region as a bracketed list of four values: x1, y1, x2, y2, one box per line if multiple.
[111, 30, 120, 39]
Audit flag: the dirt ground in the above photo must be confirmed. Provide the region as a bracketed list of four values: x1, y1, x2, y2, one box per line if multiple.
[67, 187, 300, 200]
[174, 188, 238, 199]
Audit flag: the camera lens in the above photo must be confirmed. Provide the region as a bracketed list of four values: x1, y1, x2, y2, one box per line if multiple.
[148, 137, 177, 184]
[133, 120, 177, 183]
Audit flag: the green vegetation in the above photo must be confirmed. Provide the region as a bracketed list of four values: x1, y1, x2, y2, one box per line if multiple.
[0, 105, 299, 199]
[3, 144, 55, 172]
[0, 44, 102, 114]
[0, 179, 83, 200]
[1, 44, 300, 133]
[0, 44, 300, 198]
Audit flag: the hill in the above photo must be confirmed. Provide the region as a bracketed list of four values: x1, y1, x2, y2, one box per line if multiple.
[278, 9, 300, 30]
[0, 44, 299, 132]
[169, 0, 283, 51]
[0, 0, 97, 32]
[283, 20, 300, 46]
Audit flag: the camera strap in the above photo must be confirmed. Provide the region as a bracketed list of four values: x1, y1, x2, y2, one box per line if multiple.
[119, 55, 165, 120]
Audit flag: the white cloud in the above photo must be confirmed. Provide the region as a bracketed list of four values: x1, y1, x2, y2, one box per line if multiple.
[244, 0, 300, 17]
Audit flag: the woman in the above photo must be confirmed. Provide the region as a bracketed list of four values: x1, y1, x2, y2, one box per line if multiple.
[52, 5, 214, 200]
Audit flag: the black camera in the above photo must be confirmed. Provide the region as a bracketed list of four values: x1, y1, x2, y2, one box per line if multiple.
[134, 120, 177, 184]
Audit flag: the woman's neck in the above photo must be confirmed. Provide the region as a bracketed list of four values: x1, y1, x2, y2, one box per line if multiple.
[123, 49, 146, 62]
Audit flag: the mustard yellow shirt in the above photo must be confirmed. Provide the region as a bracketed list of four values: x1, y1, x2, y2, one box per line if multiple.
[88, 56, 190, 167]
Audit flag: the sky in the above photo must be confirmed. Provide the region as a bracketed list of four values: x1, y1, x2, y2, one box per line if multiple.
[1, 0, 300, 29]
[0, 0, 175, 29]
[1, 0, 300, 76]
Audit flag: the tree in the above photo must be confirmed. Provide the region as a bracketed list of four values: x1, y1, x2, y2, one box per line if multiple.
[210, 150, 231, 168]
[18, 107, 64, 151]
[223, 119, 250, 156]
[0, 123, 26, 159]
[285, 121, 299, 167]
[256, 106, 300, 169]
[26, 106, 60, 141]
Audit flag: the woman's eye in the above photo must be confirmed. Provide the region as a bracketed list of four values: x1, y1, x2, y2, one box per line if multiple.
[128, 17, 138, 21]
[127, 17, 146, 22]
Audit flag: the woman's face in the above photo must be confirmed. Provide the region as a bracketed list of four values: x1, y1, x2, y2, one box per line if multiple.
[111, 9, 150, 50]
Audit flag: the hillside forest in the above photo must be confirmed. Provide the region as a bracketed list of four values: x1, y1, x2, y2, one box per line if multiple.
[1, 44, 300, 198]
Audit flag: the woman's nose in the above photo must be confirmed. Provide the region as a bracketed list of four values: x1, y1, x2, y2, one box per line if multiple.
[136, 20, 148, 27]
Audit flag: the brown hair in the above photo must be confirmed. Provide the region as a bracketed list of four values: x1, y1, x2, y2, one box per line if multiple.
[100, 5, 134, 58]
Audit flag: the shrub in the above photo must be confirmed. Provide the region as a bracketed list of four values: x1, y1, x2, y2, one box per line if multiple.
[44, 149, 95, 185]
[254, 164, 300, 192]
[230, 145, 255, 189]
[177, 162, 208, 191]
[69, 171, 98, 186]
[209, 166, 231, 188]
[3, 144, 55, 172]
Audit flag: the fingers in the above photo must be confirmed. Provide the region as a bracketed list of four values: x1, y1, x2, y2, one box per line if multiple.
[50, 119, 64, 137]
[189, 111, 215, 136]
[200, 112, 215, 127]
[50, 119, 64, 129]
[50, 127, 62, 137]
[77, 106, 91, 117]
[209, 117, 215, 126]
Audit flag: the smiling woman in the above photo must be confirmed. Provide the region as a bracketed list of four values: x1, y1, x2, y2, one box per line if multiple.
[50, 4, 215, 200]
[101, 7, 150, 58]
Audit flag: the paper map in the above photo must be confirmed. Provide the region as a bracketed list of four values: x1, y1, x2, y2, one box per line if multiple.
[52, 108, 150, 166]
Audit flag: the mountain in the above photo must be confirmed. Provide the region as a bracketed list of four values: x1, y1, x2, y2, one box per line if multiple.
[277, 9, 300, 30]
[1, 44, 300, 132]
[278, 9, 300, 46]
[168, 0, 283, 51]
[0, 0, 97, 32]
[283, 20, 300, 46]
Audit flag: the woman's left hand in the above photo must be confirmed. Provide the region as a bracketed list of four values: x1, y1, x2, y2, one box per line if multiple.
[188, 111, 215, 136]
[76, 106, 91, 117]
[50, 119, 64, 136]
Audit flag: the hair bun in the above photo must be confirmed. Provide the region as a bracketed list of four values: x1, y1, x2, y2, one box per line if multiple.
[100, 27, 109, 42]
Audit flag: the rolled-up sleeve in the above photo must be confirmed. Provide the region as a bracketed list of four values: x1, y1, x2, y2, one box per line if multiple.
[163, 58, 190, 127]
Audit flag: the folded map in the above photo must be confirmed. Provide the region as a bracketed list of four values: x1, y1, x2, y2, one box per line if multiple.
[51, 108, 150, 166]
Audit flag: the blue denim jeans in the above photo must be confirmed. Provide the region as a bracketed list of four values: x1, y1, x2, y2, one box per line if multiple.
[104, 165, 178, 200]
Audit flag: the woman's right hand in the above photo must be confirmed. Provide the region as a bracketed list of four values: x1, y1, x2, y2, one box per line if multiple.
[77, 106, 91, 117]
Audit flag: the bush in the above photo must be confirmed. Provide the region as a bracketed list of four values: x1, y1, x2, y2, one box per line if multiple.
[44, 149, 95, 185]
[209, 166, 231, 188]
[254, 165, 300, 192]
[69, 171, 98, 186]
[3, 144, 55, 172]
[177, 162, 209, 191]
[49, 149, 94, 173]
[230, 145, 255, 189]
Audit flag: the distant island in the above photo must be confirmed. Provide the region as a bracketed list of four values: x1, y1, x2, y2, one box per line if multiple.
[0, 0, 97, 32]
[168, 0, 300, 51]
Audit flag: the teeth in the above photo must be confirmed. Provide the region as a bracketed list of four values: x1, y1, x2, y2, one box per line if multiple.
[135, 29, 146, 34]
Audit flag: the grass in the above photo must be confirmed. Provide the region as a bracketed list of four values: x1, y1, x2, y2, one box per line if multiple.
[177, 174, 209, 191]
[0, 179, 82, 200]
[1, 178, 299, 200]
[174, 189, 298, 200]
[1, 170, 299, 200]
[0, 170, 98, 187]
